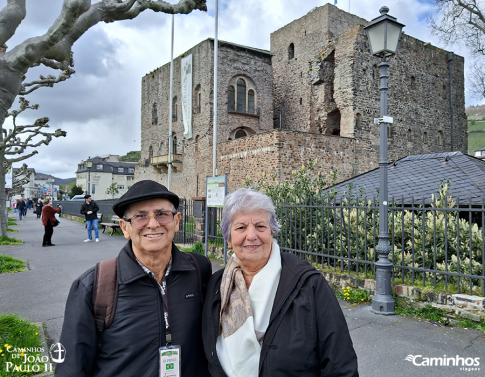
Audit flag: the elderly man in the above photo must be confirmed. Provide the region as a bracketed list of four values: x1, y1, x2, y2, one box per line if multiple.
[56, 180, 211, 376]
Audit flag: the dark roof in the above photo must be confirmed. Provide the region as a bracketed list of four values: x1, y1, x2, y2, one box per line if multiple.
[327, 152, 485, 205]
[475, 146, 485, 152]
[76, 156, 136, 174]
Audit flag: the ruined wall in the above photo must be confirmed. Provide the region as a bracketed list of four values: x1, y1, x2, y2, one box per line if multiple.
[271, 2, 467, 177]
[218, 130, 355, 191]
[137, 39, 273, 199]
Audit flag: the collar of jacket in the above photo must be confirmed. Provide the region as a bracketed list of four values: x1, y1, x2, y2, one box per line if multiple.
[116, 240, 196, 285]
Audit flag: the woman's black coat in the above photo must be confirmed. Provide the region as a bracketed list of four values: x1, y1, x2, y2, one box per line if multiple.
[202, 251, 359, 377]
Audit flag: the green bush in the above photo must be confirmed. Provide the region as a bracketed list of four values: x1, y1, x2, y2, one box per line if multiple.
[183, 242, 205, 255]
[0, 255, 25, 273]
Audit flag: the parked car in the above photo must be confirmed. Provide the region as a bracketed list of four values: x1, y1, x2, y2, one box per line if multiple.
[70, 195, 85, 201]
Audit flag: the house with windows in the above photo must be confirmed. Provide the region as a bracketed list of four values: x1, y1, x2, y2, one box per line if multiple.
[474, 146, 485, 160]
[137, 3, 467, 198]
[76, 155, 136, 200]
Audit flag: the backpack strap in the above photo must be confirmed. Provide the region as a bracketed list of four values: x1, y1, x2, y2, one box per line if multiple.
[187, 252, 212, 305]
[92, 257, 118, 347]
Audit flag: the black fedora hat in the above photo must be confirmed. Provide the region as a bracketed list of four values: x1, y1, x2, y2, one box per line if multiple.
[112, 180, 179, 217]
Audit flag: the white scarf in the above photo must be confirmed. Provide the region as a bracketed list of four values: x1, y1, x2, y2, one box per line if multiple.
[216, 240, 282, 377]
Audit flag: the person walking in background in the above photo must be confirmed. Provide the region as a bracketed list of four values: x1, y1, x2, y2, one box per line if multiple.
[16, 199, 25, 220]
[27, 198, 33, 211]
[41, 199, 61, 247]
[13, 200, 17, 214]
[22, 199, 27, 217]
[80, 194, 100, 242]
[35, 199, 43, 219]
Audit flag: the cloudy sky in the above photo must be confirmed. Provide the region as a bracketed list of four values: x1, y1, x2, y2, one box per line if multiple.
[3, 0, 480, 178]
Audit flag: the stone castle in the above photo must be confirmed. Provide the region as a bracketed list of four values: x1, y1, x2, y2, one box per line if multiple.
[136, 4, 467, 199]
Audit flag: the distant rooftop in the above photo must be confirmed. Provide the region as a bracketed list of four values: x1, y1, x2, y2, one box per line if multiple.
[326, 152, 485, 205]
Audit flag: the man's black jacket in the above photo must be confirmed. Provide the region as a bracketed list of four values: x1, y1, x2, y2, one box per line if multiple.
[80, 200, 99, 221]
[55, 241, 211, 377]
[202, 250, 359, 377]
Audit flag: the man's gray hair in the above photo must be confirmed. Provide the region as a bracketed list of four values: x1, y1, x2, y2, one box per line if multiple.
[220, 188, 280, 242]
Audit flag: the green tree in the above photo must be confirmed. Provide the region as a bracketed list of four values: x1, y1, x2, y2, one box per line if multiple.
[106, 182, 119, 199]
[69, 185, 83, 197]
[0, 0, 207, 237]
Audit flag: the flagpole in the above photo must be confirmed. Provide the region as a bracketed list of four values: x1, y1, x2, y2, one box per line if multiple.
[212, 0, 219, 178]
[168, 14, 174, 190]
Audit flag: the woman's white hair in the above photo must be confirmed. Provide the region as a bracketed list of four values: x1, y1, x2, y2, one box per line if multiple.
[220, 188, 280, 241]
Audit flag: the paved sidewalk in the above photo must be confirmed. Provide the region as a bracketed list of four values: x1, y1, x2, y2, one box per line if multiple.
[1, 213, 485, 376]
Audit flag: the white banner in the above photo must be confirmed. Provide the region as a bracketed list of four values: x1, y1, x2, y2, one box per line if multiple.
[181, 54, 193, 139]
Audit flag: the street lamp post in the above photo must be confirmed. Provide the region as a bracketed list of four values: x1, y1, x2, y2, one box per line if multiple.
[364, 6, 404, 315]
[86, 159, 93, 196]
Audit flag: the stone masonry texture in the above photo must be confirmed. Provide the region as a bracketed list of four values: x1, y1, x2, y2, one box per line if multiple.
[137, 3, 467, 199]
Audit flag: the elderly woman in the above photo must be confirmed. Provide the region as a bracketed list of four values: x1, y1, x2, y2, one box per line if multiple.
[202, 188, 358, 377]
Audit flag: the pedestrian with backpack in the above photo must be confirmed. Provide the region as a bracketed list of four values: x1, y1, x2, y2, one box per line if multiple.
[56, 180, 212, 377]
[80, 194, 100, 242]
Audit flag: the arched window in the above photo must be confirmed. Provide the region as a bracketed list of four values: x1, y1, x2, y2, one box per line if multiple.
[195, 135, 200, 152]
[288, 43, 294, 60]
[437, 130, 443, 146]
[237, 79, 246, 112]
[228, 85, 235, 111]
[152, 103, 158, 125]
[235, 129, 247, 139]
[248, 90, 255, 114]
[423, 132, 428, 144]
[148, 145, 153, 159]
[407, 129, 412, 142]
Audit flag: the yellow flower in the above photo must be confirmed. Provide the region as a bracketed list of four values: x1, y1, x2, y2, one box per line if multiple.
[1, 354, 4, 357]
[35, 333, 38, 335]
[361, 299, 364, 301]
[4, 344, 7, 348]
[20, 353, 24, 357]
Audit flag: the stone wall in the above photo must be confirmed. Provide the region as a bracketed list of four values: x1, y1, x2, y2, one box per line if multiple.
[218, 129, 356, 190]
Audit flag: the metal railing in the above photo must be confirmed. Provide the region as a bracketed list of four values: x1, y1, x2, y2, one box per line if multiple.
[274, 195, 485, 296]
[173, 198, 196, 246]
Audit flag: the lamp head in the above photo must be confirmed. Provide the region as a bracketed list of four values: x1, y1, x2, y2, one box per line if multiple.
[364, 6, 405, 58]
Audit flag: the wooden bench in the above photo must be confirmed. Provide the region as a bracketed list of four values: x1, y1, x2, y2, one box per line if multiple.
[100, 215, 122, 236]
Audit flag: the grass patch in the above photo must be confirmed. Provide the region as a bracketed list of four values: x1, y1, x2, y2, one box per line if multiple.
[456, 318, 485, 333]
[7, 229, 19, 233]
[395, 303, 445, 322]
[182, 242, 205, 255]
[335, 286, 371, 304]
[0, 236, 22, 246]
[0, 255, 25, 273]
[0, 314, 44, 376]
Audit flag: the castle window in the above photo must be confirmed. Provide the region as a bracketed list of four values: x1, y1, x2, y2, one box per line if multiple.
[228, 85, 235, 111]
[437, 130, 443, 146]
[300, 98, 303, 105]
[407, 129, 412, 142]
[237, 79, 246, 112]
[235, 129, 247, 139]
[173, 136, 178, 154]
[195, 135, 200, 152]
[288, 43, 295, 60]
[411, 76, 416, 90]
[423, 132, 428, 144]
[326, 109, 341, 136]
[198, 92, 202, 113]
[387, 125, 392, 139]
[248, 90, 255, 114]
[172, 97, 177, 121]
[149, 146, 153, 159]
[152, 103, 158, 125]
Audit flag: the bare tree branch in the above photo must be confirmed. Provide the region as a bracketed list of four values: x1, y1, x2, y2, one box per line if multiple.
[0, 0, 26, 47]
[20, 68, 75, 95]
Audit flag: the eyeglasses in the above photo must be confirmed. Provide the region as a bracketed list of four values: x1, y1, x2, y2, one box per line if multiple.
[123, 211, 177, 229]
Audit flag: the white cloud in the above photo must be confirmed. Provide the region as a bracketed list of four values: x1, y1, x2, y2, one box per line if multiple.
[3, 0, 480, 178]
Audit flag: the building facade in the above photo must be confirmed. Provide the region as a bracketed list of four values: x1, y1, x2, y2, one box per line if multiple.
[76, 155, 136, 200]
[137, 3, 467, 198]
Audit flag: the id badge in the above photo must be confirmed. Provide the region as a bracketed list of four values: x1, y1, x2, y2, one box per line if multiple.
[159, 345, 181, 377]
